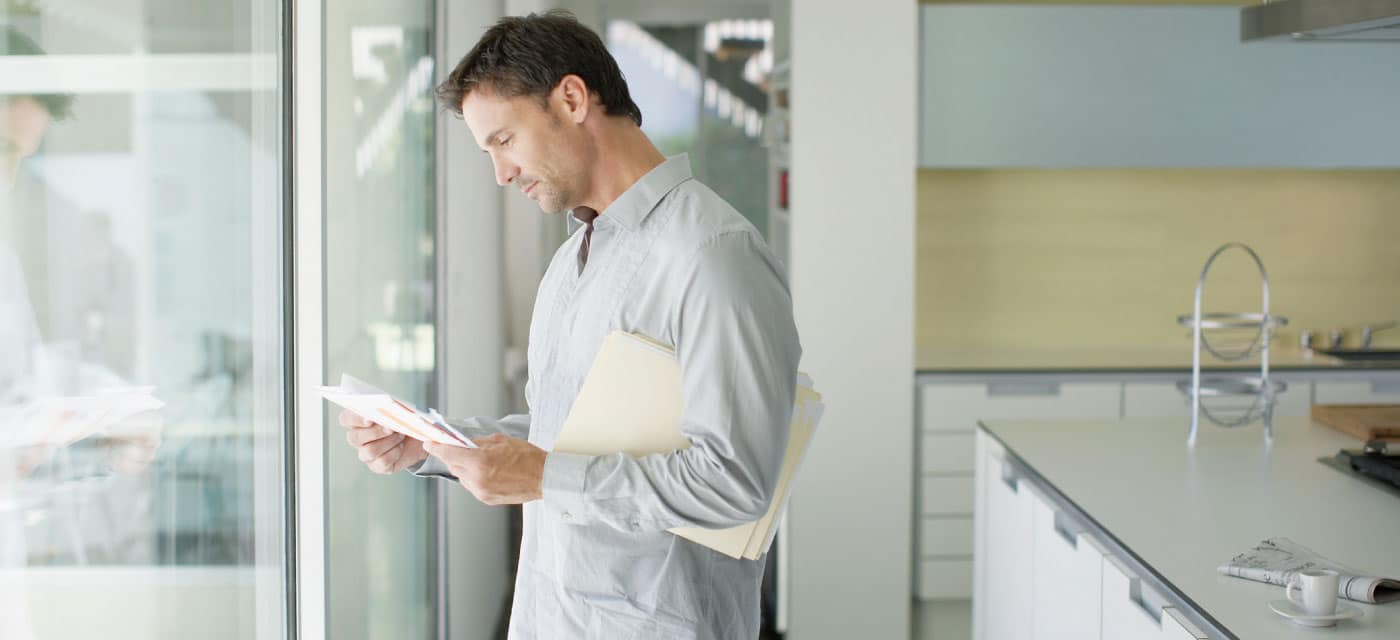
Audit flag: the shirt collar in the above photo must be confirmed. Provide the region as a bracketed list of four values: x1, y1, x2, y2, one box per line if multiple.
[573, 154, 692, 232]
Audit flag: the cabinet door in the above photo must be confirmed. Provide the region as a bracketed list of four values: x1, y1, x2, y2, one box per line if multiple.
[922, 382, 1121, 433]
[1029, 488, 1103, 640]
[1314, 379, 1400, 405]
[919, 5, 1400, 168]
[923, 431, 976, 473]
[1101, 557, 1168, 640]
[976, 443, 1034, 640]
[1159, 608, 1208, 640]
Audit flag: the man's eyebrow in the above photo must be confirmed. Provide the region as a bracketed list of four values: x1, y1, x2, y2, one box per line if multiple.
[481, 127, 506, 149]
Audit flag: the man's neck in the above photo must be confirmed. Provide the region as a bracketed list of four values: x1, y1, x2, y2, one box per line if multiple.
[575, 125, 666, 214]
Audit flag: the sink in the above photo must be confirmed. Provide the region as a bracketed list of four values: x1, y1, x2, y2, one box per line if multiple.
[1317, 349, 1400, 362]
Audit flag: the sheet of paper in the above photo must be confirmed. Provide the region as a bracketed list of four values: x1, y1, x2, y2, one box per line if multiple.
[319, 374, 475, 448]
[5, 387, 165, 448]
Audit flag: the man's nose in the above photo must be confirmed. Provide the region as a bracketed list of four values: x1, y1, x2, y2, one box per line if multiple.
[493, 159, 518, 187]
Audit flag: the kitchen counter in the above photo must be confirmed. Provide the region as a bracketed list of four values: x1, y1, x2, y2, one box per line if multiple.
[918, 345, 1400, 373]
[979, 416, 1400, 638]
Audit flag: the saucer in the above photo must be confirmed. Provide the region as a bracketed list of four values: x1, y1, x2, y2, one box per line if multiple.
[1268, 599, 1363, 627]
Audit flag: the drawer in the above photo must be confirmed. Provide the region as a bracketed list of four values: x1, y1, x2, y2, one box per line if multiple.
[922, 475, 974, 515]
[916, 558, 973, 600]
[1029, 488, 1104, 640]
[919, 516, 973, 557]
[1315, 380, 1400, 404]
[1160, 607, 1208, 640]
[920, 382, 1120, 432]
[921, 432, 975, 472]
[1101, 556, 1170, 639]
[1125, 380, 1311, 419]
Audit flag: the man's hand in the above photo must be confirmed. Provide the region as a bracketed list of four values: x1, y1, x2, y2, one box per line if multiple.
[340, 409, 428, 474]
[423, 434, 546, 506]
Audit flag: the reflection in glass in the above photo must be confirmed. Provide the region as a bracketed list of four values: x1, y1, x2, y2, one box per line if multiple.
[323, 3, 439, 639]
[2, 3, 284, 638]
[606, 19, 772, 236]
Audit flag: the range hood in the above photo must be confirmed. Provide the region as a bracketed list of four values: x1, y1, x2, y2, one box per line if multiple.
[1241, 0, 1400, 41]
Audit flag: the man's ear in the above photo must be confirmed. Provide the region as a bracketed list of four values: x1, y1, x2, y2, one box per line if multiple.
[555, 74, 591, 124]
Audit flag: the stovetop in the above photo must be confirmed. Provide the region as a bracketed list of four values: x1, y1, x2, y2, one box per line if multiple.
[1319, 440, 1400, 499]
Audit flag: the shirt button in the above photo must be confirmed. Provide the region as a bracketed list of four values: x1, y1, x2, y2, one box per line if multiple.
[562, 511, 572, 520]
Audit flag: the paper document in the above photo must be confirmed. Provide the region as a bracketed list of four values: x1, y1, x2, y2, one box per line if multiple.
[552, 331, 823, 560]
[3, 386, 164, 448]
[1219, 537, 1400, 604]
[319, 374, 475, 448]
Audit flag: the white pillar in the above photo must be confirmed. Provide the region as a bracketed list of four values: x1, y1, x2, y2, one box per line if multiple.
[786, 1, 916, 638]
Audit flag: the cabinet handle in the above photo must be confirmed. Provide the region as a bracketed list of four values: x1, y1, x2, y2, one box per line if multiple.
[1129, 575, 1167, 626]
[1052, 510, 1082, 547]
[993, 452, 1020, 491]
[987, 381, 1061, 397]
[1372, 381, 1400, 395]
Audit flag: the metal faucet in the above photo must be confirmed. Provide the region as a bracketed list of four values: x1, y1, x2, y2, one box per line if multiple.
[1361, 322, 1397, 350]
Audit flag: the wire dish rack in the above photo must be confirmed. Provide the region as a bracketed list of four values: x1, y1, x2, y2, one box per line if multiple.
[1177, 243, 1288, 445]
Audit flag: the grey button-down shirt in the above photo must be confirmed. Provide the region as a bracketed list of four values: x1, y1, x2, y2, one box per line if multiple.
[413, 154, 801, 639]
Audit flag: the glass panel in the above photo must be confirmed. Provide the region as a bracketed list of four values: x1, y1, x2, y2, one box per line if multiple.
[1, 1, 286, 639]
[606, 19, 773, 237]
[323, 2, 438, 639]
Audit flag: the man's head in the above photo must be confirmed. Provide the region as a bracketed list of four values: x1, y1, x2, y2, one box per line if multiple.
[1, 27, 74, 187]
[435, 11, 642, 214]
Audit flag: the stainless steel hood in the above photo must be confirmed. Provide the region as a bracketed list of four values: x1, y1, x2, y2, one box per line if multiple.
[1241, 0, 1400, 41]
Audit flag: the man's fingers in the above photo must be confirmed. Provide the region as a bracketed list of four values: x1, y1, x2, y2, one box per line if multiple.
[345, 424, 393, 447]
[366, 441, 405, 474]
[356, 432, 406, 462]
[338, 409, 370, 428]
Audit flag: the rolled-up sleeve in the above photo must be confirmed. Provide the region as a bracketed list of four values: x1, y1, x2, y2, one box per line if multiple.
[409, 413, 532, 479]
[541, 231, 801, 532]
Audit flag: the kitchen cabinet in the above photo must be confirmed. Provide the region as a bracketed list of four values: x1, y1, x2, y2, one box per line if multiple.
[1314, 379, 1400, 405]
[918, 5, 1400, 168]
[972, 443, 1034, 640]
[917, 368, 1400, 600]
[1122, 376, 1311, 420]
[918, 380, 1118, 599]
[1028, 487, 1104, 640]
[976, 432, 1210, 640]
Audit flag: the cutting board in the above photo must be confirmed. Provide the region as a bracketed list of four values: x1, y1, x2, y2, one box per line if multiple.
[1311, 404, 1400, 441]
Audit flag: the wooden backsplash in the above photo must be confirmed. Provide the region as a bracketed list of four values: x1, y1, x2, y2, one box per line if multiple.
[916, 169, 1400, 351]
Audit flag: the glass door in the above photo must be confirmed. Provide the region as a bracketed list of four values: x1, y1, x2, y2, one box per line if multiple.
[1, 1, 289, 638]
[323, 2, 440, 639]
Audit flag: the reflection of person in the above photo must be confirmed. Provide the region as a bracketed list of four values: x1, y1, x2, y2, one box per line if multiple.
[2, 26, 158, 639]
[341, 11, 801, 639]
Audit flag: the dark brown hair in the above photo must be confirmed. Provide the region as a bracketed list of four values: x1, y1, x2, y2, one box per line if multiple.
[436, 10, 642, 126]
[1, 25, 75, 120]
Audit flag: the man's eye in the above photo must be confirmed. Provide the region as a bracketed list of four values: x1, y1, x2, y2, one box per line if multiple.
[500, 137, 512, 148]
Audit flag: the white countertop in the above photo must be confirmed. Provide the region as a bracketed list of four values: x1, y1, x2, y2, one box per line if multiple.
[917, 346, 1400, 373]
[980, 416, 1400, 639]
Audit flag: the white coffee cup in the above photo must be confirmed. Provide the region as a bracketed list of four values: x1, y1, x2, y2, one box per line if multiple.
[1287, 569, 1340, 617]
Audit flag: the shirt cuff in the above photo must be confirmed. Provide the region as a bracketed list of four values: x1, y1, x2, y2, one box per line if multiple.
[407, 454, 457, 480]
[542, 451, 592, 525]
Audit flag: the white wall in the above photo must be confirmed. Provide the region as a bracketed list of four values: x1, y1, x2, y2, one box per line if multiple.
[787, 2, 916, 638]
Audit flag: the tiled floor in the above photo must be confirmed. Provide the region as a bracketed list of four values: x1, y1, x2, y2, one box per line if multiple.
[912, 599, 972, 640]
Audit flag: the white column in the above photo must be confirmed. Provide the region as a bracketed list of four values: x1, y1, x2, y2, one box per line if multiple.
[786, 1, 916, 638]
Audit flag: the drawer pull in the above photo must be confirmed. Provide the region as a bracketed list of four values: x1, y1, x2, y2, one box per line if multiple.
[987, 381, 1061, 397]
[1372, 381, 1400, 395]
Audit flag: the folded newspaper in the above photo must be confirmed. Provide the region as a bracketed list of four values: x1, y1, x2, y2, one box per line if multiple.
[1218, 537, 1400, 604]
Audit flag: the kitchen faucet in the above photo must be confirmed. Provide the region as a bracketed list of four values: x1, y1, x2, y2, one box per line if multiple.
[1361, 322, 1397, 350]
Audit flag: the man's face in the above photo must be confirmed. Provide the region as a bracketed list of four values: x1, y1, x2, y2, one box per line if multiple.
[0, 97, 53, 189]
[462, 87, 587, 214]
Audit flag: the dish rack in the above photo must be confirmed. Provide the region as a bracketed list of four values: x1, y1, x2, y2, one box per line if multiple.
[1177, 243, 1288, 445]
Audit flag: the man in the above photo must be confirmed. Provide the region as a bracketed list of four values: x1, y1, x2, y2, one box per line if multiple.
[340, 11, 801, 639]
